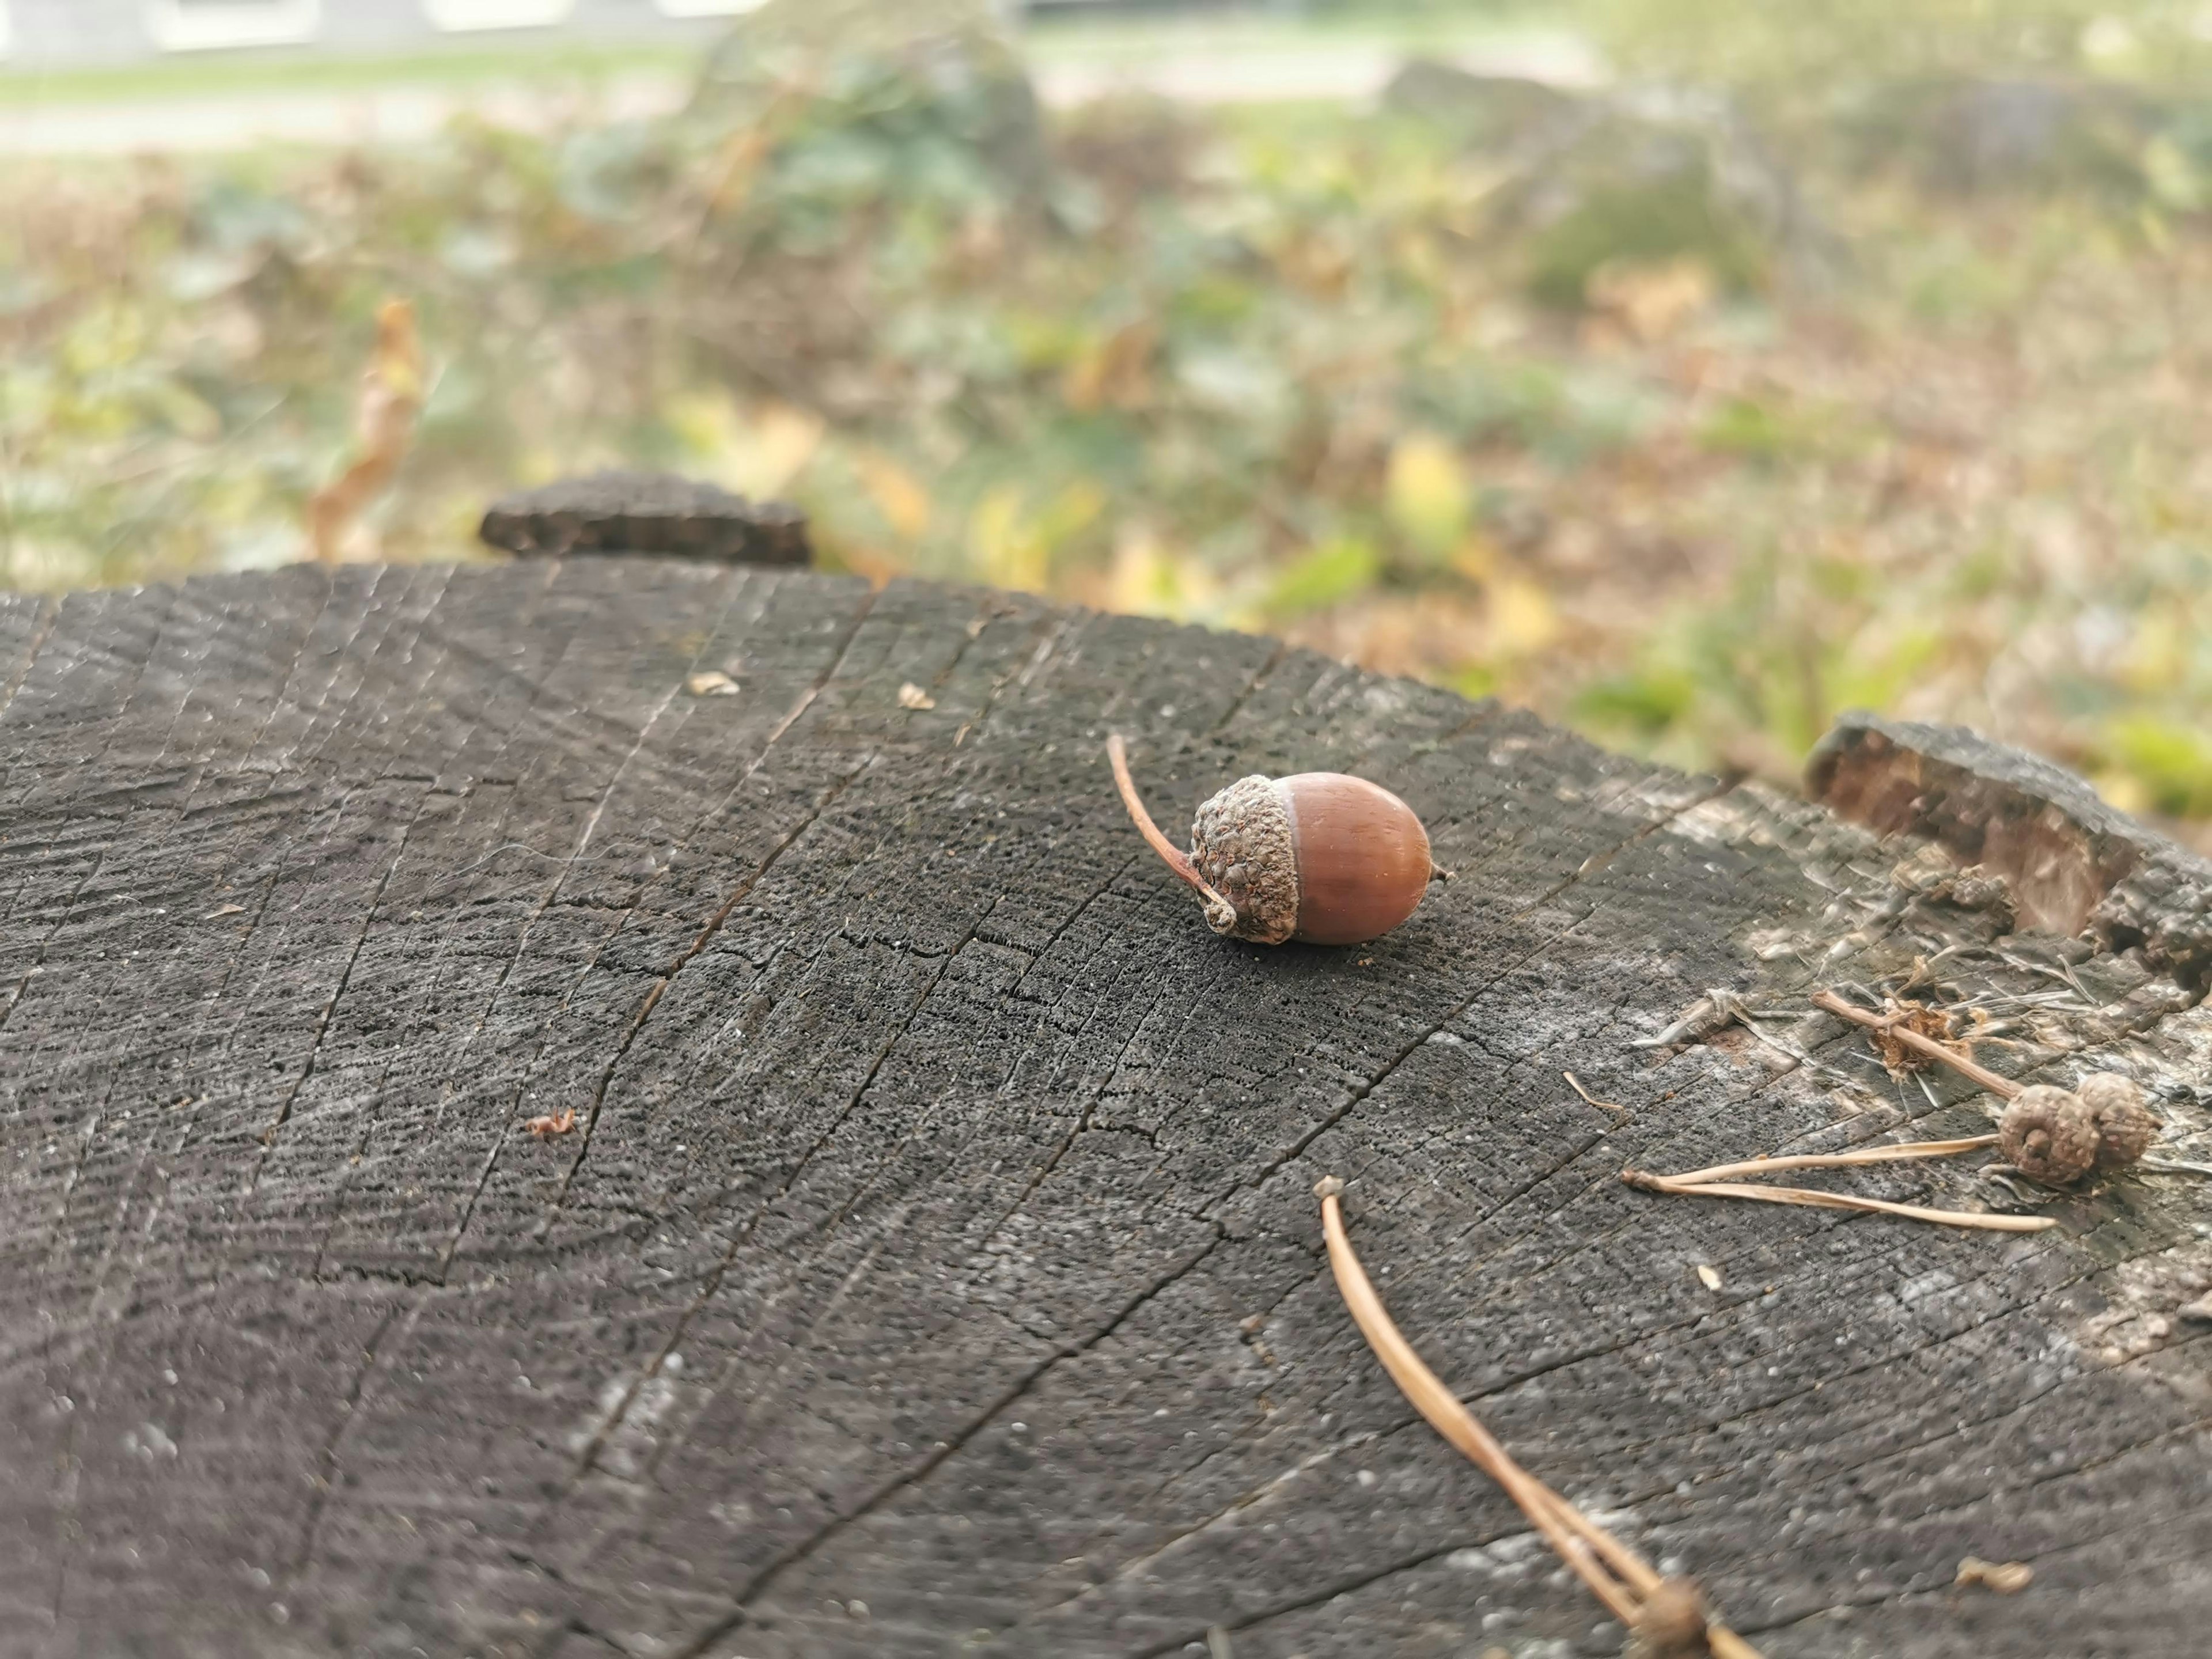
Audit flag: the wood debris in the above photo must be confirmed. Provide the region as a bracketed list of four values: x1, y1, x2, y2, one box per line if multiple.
[898, 683, 936, 710]
[1812, 988, 2020, 1097]
[526, 1108, 577, 1138]
[686, 671, 738, 696]
[1869, 1000, 1957, 1073]
[1955, 1556, 2033, 1594]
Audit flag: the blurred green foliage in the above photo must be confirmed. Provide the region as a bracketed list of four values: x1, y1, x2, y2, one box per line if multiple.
[6, 0, 2212, 841]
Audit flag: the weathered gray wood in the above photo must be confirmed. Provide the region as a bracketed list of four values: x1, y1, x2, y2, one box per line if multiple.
[1812, 709, 2212, 990]
[1, 559, 2207, 1659]
[480, 472, 812, 566]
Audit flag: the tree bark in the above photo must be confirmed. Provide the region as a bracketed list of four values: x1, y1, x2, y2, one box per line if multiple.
[1, 559, 2206, 1659]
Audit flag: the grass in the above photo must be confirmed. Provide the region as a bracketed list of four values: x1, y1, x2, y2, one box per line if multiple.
[6, 0, 2212, 846]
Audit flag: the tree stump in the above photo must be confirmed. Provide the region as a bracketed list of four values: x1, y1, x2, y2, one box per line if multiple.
[2, 557, 2207, 1659]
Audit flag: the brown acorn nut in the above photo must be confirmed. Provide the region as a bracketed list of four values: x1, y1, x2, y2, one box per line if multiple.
[1998, 1085, 2099, 1186]
[1107, 734, 1437, 945]
[2075, 1072, 2156, 1171]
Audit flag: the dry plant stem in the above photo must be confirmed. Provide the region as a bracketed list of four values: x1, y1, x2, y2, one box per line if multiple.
[1658, 1134, 1997, 1187]
[1628, 1172, 2055, 1232]
[1812, 990, 2021, 1099]
[1315, 1177, 1767, 1657]
[1105, 733, 1236, 926]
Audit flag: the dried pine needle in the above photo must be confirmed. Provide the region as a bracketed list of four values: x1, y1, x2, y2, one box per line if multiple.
[1315, 1176, 1764, 1658]
[1565, 1070, 1629, 1115]
[1623, 1170, 2055, 1232]
[1645, 1134, 1998, 1188]
[1621, 991, 2052, 1233]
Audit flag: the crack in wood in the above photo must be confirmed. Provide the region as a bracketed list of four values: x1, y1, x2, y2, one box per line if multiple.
[671, 1228, 1230, 1657]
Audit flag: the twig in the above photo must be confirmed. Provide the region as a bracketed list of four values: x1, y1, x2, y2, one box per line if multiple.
[1646, 990, 1863, 1084]
[1315, 1177, 1764, 1657]
[1811, 989, 2020, 1098]
[1622, 1169, 2055, 1232]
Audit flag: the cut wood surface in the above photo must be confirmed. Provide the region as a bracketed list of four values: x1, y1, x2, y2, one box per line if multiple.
[2, 558, 2208, 1659]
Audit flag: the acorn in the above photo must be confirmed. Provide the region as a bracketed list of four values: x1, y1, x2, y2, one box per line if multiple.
[1998, 1085, 2099, 1186]
[1107, 733, 1438, 946]
[2075, 1073, 2156, 1172]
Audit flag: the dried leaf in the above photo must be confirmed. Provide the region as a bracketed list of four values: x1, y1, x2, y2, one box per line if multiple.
[1385, 432, 1471, 559]
[306, 297, 424, 565]
[855, 448, 933, 541]
[526, 1108, 577, 1138]
[1586, 256, 1714, 343]
[1872, 1001, 1957, 1074]
[687, 671, 739, 696]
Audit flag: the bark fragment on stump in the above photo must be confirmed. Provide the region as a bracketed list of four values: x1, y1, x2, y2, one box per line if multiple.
[1809, 709, 2212, 988]
[478, 468, 811, 565]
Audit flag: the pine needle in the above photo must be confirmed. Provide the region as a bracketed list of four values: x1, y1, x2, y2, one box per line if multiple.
[1622, 1170, 2054, 1232]
[1315, 1176, 1764, 1658]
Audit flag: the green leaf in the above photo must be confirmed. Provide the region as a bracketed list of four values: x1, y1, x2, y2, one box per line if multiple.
[1264, 536, 1380, 619]
[1573, 666, 1698, 738]
[2103, 716, 2212, 817]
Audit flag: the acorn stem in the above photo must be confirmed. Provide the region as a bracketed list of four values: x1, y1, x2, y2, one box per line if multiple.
[1106, 734, 1237, 925]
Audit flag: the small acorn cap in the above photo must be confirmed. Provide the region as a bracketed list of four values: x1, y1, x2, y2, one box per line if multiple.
[1191, 774, 1300, 944]
[1999, 1084, 2099, 1186]
[2075, 1073, 2156, 1171]
[1627, 1577, 1712, 1658]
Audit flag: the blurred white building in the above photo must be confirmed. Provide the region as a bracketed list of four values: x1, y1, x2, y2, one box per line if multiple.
[0, 0, 773, 67]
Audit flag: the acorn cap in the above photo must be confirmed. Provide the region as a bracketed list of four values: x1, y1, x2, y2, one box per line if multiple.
[1627, 1577, 1713, 1658]
[1191, 775, 1300, 945]
[2076, 1073, 2156, 1171]
[1999, 1084, 2099, 1186]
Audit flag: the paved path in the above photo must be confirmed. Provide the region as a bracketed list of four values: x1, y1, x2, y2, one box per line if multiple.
[0, 30, 1597, 155]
